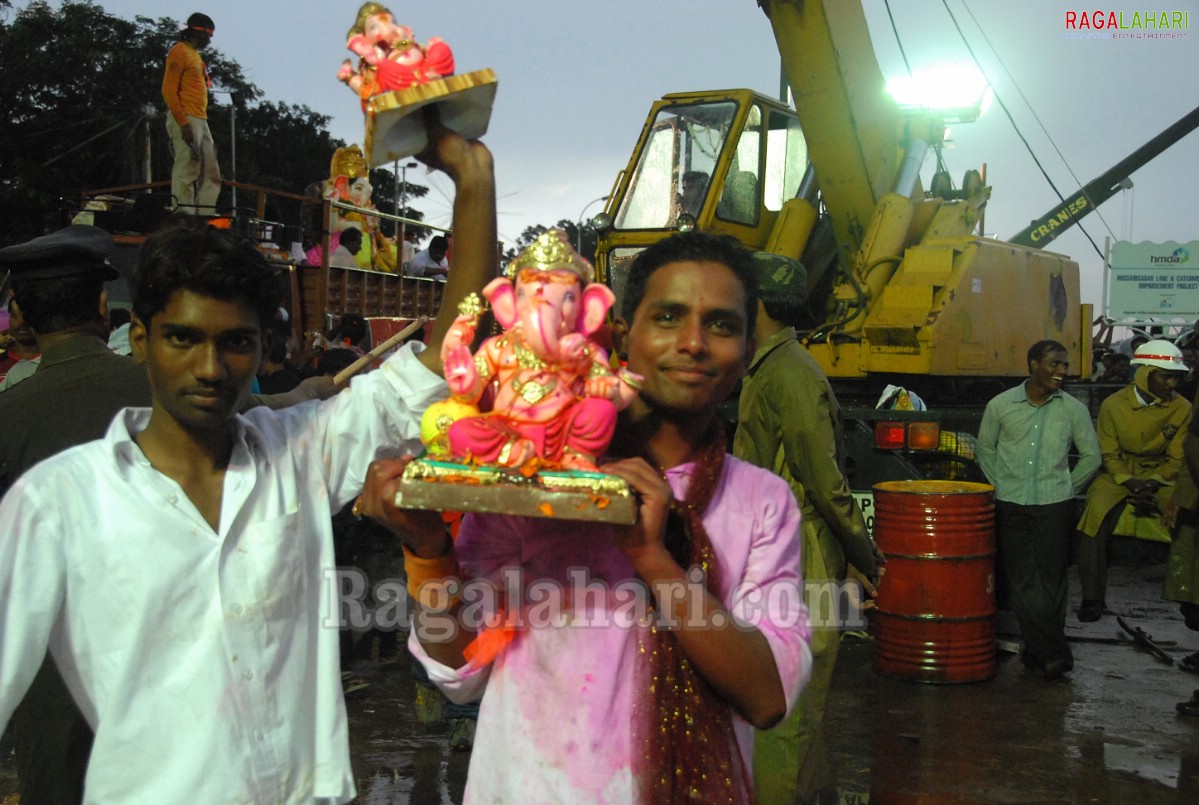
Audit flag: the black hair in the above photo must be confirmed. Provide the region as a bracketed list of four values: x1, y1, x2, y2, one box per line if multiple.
[620, 231, 758, 334]
[108, 307, 132, 329]
[429, 236, 449, 253]
[1027, 339, 1067, 369]
[317, 348, 359, 377]
[11, 274, 105, 334]
[336, 312, 367, 344]
[132, 221, 279, 330]
[758, 258, 809, 328]
[265, 318, 292, 364]
[181, 12, 214, 43]
[339, 228, 364, 254]
[760, 296, 805, 329]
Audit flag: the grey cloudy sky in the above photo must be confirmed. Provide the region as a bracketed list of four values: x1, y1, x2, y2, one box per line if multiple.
[14, 0, 1198, 309]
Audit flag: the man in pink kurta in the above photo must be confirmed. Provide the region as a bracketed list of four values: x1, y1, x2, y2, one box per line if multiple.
[410, 457, 810, 801]
[363, 230, 812, 803]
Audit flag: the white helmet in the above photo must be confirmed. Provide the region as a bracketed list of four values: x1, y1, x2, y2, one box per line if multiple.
[1131, 339, 1185, 371]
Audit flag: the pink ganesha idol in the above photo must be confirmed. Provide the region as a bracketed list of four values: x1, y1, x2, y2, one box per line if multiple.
[337, 2, 455, 106]
[336, 3, 497, 165]
[421, 229, 642, 474]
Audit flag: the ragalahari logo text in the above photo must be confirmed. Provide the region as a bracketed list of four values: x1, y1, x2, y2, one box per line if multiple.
[1064, 10, 1189, 39]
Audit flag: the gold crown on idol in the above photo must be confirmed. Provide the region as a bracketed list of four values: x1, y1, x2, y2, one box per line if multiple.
[329, 145, 369, 180]
[505, 229, 593, 283]
[349, 2, 392, 38]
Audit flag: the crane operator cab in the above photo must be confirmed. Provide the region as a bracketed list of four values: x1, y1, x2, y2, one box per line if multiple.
[592, 91, 810, 311]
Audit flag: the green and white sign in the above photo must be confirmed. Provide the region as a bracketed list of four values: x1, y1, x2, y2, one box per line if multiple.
[1107, 240, 1199, 321]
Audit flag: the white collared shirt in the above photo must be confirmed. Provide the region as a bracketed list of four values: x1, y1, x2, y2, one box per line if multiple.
[0, 343, 444, 804]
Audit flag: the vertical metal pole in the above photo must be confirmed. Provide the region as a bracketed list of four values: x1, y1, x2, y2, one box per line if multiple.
[393, 159, 401, 222]
[399, 164, 408, 268]
[229, 101, 238, 212]
[1102, 236, 1111, 323]
[144, 117, 153, 190]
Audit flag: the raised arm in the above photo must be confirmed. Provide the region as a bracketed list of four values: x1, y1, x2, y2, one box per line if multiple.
[414, 125, 497, 376]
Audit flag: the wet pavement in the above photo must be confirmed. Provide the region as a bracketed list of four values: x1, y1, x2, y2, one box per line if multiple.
[827, 545, 1199, 804]
[4, 546, 1199, 804]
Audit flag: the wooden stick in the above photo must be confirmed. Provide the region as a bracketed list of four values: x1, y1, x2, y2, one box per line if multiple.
[333, 316, 430, 388]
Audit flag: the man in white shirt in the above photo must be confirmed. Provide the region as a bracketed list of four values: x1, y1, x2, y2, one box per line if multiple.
[0, 129, 495, 803]
[406, 234, 449, 280]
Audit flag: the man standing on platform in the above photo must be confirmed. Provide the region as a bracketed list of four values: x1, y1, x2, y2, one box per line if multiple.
[977, 340, 1101, 679]
[162, 12, 221, 214]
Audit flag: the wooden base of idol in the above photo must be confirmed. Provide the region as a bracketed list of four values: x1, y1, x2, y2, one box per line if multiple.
[394, 458, 637, 525]
[365, 69, 498, 165]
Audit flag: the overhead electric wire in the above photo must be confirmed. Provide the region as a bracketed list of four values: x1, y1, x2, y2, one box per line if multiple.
[944, 0, 1106, 259]
[42, 114, 141, 168]
[883, 0, 913, 76]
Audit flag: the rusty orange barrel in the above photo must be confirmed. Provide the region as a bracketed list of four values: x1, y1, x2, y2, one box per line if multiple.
[872, 480, 996, 683]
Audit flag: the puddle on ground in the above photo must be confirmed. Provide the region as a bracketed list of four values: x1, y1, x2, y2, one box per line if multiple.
[1102, 743, 1179, 788]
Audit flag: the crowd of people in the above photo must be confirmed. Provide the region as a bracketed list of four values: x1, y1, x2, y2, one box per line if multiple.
[4, 144, 1199, 803]
[0, 101, 835, 800]
[978, 335, 1198, 690]
[2, 8, 1197, 802]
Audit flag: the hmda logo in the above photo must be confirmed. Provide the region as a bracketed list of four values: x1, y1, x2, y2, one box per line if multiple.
[1150, 247, 1190, 265]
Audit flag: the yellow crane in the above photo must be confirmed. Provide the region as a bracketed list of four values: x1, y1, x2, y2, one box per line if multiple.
[594, 0, 1083, 382]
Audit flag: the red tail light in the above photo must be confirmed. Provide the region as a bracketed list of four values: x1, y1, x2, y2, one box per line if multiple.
[875, 421, 906, 449]
[874, 421, 941, 451]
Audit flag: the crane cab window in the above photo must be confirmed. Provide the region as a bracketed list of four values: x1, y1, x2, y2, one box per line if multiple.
[614, 101, 736, 230]
[717, 105, 807, 225]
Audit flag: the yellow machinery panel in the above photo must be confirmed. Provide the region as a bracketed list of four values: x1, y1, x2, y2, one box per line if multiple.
[860, 238, 1080, 377]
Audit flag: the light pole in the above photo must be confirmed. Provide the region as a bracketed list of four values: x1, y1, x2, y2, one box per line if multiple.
[210, 89, 238, 213]
[1118, 177, 1134, 241]
[394, 159, 419, 263]
[577, 195, 608, 255]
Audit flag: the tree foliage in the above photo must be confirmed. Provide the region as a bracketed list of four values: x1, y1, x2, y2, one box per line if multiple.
[503, 219, 598, 267]
[0, 1, 429, 246]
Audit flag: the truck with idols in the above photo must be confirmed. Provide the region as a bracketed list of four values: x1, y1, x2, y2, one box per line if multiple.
[70, 177, 444, 351]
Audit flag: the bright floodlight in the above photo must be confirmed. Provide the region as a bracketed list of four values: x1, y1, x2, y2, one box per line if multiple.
[887, 66, 993, 123]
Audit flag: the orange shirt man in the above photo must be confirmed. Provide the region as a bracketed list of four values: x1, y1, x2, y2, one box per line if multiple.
[161, 13, 221, 214]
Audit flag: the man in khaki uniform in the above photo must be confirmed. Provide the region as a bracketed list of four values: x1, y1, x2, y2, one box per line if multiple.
[1162, 376, 1199, 680]
[734, 253, 878, 805]
[1077, 339, 1191, 621]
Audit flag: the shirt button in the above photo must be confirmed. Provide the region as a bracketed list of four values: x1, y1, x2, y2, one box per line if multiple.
[167, 493, 178, 504]
[243, 670, 254, 681]
[232, 604, 244, 615]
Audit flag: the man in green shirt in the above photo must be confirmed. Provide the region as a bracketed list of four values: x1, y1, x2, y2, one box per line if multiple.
[734, 253, 878, 805]
[976, 340, 1101, 679]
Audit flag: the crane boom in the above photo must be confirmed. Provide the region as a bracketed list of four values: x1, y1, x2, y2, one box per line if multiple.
[1011, 105, 1199, 248]
[758, 0, 902, 251]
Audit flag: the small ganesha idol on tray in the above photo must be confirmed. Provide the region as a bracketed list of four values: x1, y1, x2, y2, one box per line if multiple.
[396, 229, 642, 524]
[337, 2, 498, 165]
